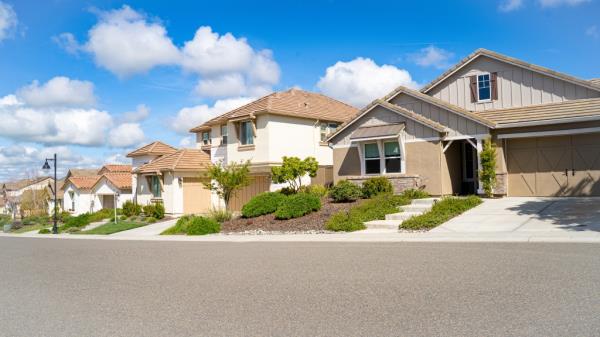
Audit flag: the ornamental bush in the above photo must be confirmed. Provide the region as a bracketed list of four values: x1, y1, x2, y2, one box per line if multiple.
[400, 196, 482, 230]
[326, 194, 410, 232]
[361, 177, 393, 198]
[401, 188, 430, 200]
[299, 184, 328, 198]
[186, 216, 221, 235]
[329, 180, 362, 202]
[122, 200, 142, 217]
[142, 203, 165, 219]
[274, 193, 321, 220]
[241, 192, 287, 218]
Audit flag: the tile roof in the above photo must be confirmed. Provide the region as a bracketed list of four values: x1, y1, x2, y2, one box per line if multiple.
[96, 173, 132, 190]
[590, 79, 600, 86]
[478, 98, 600, 126]
[190, 89, 359, 132]
[66, 176, 100, 190]
[98, 164, 132, 174]
[420, 48, 600, 94]
[126, 141, 178, 158]
[68, 169, 98, 177]
[2, 177, 52, 191]
[135, 149, 211, 174]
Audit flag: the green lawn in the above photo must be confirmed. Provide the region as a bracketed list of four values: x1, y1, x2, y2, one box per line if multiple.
[12, 223, 52, 234]
[78, 221, 148, 235]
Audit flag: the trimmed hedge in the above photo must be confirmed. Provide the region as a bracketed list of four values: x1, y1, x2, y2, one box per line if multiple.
[326, 194, 410, 232]
[274, 193, 321, 220]
[162, 215, 220, 235]
[241, 192, 287, 218]
[400, 196, 482, 230]
[361, 177, 393, 198]
[329, 180, 362, 203]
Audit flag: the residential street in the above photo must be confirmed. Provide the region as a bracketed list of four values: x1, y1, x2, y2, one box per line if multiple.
[1, 238, 599, 337]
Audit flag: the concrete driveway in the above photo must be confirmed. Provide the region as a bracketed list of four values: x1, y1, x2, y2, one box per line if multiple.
[432, 197, 600, 233]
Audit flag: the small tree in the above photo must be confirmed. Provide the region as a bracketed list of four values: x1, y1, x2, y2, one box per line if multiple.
[202, 160, 251, 210]
[271, 156, 319, 193]
[479, 138, 497, 198]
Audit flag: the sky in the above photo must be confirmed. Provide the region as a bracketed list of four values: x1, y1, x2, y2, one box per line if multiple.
[0, 0, 599, 181]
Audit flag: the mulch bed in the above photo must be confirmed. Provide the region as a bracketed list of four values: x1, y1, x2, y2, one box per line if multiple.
[221, 198, 360, 233]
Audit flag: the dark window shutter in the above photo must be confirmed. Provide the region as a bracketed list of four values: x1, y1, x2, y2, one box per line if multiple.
[469, 75, 477, 102]
[491, 72, 498, 100]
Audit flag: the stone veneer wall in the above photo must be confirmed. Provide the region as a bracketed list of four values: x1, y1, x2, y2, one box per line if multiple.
[494, 172, 508, 196]
[345, 174, 422, 194]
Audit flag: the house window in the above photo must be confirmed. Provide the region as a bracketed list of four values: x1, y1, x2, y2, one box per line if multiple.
[320, 122, 339, 142]
[240, 121, 254, 145]
[384, 141, 401, 173]
[69, 191, 74, 211]
[221, 125, 228, 145]
[202, 131, 211, 145]
[364, 143, 381, 174]
[151, 176, 161, 198]
[477, 73, 491, 101]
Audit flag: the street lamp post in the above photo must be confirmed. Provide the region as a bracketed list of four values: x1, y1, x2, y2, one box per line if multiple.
[42, 154, 58, 234]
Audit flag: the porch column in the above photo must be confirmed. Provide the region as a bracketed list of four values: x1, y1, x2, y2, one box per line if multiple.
[476, 138, 484, 195]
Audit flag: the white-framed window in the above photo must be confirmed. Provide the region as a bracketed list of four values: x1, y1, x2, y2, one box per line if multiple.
[68, 191, 75, 211]
[384, 141, 401, 173]
[240, 121, 254, 145]
[220, 125, 228, 145]
[202, 131, 211, 145]
[364, 143, 381, 174]
[320, 122, 339, 142]
[477, 73, 491, 101]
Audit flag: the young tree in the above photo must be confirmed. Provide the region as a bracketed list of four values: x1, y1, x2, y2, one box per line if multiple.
[479, 138, 497, 198]
[202, 160, 251, 210]
[271, 156, 319, 193]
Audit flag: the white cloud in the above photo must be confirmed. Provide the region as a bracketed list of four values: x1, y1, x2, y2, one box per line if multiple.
[121, 104, 150, 123]
[0, 1, 17, 42]
[53, 32, 81, 55]
[499, 0, 524, 12]
[83, 5, 180, 77]
[316, 57, 419, 107]
[195, 74, 247, 98]
[538, 0, 590, 7]
[408, 45, 454, 69]
[586, 25, 599, 39]
[179, 136, 195, 148]
[104, 153, 129, 164]
[171, 97, 254, 134]
[17, 76, 96, 107]
[108, 123, 145, 148]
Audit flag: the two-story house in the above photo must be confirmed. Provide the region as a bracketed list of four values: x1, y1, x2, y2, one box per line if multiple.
[190, 88, 358, 210]
[329, 49, 600, 197]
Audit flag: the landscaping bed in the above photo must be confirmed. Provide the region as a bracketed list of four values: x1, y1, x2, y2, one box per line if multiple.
[400, 196, 482, 230]
[78, 220, 149, 235]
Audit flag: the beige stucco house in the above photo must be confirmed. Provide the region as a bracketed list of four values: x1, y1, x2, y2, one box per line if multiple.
[328, 49, 600, 197]
[189, 88, 359, 210]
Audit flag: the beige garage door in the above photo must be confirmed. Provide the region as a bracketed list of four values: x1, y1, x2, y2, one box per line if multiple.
[229, 175, 270, 211]
[182, 177, 212, 214]
[507, 133, 600, 196]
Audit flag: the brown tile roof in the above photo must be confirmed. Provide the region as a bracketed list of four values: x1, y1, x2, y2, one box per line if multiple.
[590, 79, 600, 86]
[68, 169, 98, 177]
[95, 173, 132, 190]
[478, 98, 600, 127]
[420, 48, 600, 94]
[126, 141, 178, 158]
[98, 164, 132, 174]
[2, 177, 52, 191]
[135, 149, 211, 174]
[190, 89, 359, 132]
[66, 176, 99, 190]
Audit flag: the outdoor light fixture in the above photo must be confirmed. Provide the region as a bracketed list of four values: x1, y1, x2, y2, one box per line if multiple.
[42, 154, 58, 234]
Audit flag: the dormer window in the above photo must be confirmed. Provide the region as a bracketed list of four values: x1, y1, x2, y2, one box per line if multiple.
[320, 122, 338, 142]
[477, 73, 491, 101]
[202, 131, 211, 145]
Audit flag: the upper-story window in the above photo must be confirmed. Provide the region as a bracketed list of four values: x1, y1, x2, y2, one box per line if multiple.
[220, 125, 228, 145]
[202, 131, 211, 145]
[477, 73, 491, 101]
[320, 122, 339, 142]
[240, 121, 254, 145]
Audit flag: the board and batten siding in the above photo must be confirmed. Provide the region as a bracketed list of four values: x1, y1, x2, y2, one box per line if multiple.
[389, 94, 489, 137]
[427, 56, 600, 112]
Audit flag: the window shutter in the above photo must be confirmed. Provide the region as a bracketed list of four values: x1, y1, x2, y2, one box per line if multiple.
[469, 75, 477, 102]
[491, 72, 498, 100]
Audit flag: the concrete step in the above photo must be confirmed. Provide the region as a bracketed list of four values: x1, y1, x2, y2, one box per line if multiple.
[385, 211, 422, 221]
[364, 219, 401, 230]
[409, 198, 439, 206]
[399, 205, 431, 213]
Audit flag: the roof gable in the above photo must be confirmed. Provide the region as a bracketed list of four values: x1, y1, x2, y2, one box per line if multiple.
[127, 141, 178, 158]
[135, 149, 211, 174]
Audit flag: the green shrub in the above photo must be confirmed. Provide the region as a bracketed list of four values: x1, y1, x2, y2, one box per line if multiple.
[22, 215, 49, 226]
[162, 215, 192, 235]
[186, 216, 220, 235]
[241, 192, 287, 218]
[274, 193, 321, 220]
[120, 215, 128, 221]
[38, 228, 51, 234]
[329, 180, 362, 202]
[401, 196, 482, 230]
[61, 213, 92, 230]
[208, 208, 232, 223]
[401, 188, 430, 199]
[142, 203, 165, 219]
[299, 184, 328, 198]
[361, 177, 393, 198]
[146, 217, 157, 223]
[122, 200, 142, 217]
[326, 194, 410, 232]
[89, 209, 114, 222]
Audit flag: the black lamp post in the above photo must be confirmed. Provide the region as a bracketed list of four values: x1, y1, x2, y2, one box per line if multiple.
[42, 154, 58, 234]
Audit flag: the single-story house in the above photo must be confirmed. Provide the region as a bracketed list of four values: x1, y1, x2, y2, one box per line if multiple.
[328, 48, 600, 197]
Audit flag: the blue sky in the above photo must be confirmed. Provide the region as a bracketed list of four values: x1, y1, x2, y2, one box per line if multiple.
[0, 0, 598, 181]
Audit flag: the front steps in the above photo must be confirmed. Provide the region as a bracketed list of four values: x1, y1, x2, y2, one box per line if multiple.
[364, 198, 438, 230]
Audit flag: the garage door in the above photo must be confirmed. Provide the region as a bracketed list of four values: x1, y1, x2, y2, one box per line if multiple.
[229, 175, 270, 211]
[182, 177, 212, 214]
[507, 134, 600, 196]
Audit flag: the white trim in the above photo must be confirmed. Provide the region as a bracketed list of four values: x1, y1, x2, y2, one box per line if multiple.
[404, 137, 441, 143]
[349, 134, 400, 142]
[476, 73, 492, 103]
[442, 140, 454, 153]
[476, 139, 484, 194]
[495, 115, 600, 128]
[465, 138, 477, 149]
[497, 126, 600, 139]
[443, 134, 490, 141]
[331, 143, 358, 149]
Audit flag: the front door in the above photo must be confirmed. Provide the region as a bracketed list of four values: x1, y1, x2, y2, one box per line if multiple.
[461, 141, 478, 194]
[102, 195, 115, 209]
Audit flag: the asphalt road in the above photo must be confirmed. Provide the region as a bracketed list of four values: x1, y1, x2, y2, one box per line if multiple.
[1, 238, 599, 337]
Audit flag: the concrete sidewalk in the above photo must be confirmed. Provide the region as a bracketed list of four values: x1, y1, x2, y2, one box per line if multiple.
[110, 218, 178, 237]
